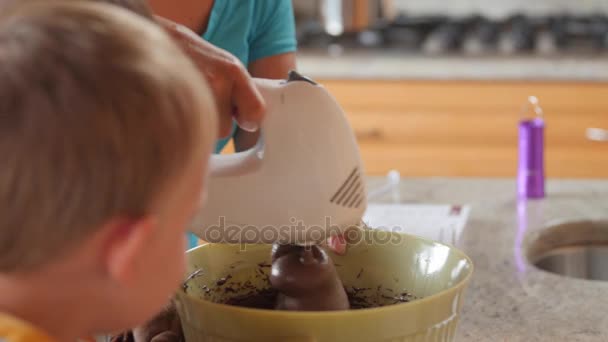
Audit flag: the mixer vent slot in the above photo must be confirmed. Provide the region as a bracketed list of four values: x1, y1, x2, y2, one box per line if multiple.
[330, 167, 364, 208]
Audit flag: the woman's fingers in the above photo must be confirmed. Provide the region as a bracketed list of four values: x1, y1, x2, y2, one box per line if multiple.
[327, 234, 347, 256]
[150, 332, 180, 342]
[231, 65, 265, 132]
[157, 17, 265, 136]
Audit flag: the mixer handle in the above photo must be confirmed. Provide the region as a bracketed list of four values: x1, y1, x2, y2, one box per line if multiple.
[208, 135, 265, 177]
[208, 73, 301, 178]
[207, 78, 275, 178]
[208, 71, 319, 178]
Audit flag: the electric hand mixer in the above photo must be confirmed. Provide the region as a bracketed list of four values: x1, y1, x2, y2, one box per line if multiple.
[177, 72, 473, 340]
[189, 71, 367, 246]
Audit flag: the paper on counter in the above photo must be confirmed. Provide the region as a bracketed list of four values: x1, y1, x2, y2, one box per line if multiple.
[362, 204, 471, 245]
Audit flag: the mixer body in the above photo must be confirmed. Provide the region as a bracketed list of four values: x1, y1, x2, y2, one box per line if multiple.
[189, 71, 367, 245]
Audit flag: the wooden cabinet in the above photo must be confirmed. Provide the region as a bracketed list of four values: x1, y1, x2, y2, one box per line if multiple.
[320, 80, 608, 178]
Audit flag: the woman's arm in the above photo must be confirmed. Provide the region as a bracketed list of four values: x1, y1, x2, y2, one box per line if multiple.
[231, 0, 297, 151]
[249, 52, 296, 79]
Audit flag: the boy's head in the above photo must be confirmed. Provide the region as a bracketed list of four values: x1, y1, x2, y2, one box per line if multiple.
[0, 0, 216, 333]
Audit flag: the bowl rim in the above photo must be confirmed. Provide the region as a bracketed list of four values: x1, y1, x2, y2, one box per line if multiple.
[178, 231, 474, 318]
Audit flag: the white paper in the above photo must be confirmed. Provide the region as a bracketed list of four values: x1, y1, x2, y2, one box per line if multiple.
[362, 204, 471, 245]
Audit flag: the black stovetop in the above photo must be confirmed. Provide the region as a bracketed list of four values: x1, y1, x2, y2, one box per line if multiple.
[297, 13, 608, 55]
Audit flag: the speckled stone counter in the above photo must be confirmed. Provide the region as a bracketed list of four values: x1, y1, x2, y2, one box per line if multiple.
[298, 52, 608, 81]
[366, 177, 608, 341]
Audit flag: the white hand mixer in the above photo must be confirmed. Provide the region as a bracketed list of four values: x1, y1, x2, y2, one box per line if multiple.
[189, 71, 367, 245]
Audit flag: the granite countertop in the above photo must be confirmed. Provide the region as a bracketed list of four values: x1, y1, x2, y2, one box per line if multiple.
[366, 177, 608, 341]
[297, 51, 608, 81]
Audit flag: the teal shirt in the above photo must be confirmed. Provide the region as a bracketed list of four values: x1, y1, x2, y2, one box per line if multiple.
[205, 0, 297, 153]
[188, 0, 297, 249]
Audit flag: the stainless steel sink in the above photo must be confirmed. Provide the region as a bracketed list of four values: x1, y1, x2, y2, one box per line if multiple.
[527, 220, 608, 281]
[533, 244, 608, 281]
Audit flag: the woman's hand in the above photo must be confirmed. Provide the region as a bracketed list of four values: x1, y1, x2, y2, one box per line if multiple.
[327, 225, 367, 256]
[327, 234, 348, 255]
[112, 302, 182, 342]
[132, 303, 182, 342]
[157, 17, 265, 138]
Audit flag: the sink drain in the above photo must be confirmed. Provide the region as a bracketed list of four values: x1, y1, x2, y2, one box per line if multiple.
[527, 220, 608, 281]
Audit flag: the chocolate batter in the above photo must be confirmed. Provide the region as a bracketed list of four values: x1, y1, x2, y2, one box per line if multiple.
[269, 244, 349, 311]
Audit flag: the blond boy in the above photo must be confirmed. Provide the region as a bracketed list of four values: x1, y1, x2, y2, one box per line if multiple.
[0, 1, 217, 341]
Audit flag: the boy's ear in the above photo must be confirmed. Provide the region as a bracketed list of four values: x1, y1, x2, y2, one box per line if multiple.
[103, 216, 156, 286]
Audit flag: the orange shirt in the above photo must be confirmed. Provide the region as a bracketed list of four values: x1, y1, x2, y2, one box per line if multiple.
[0, 312, 56, 342]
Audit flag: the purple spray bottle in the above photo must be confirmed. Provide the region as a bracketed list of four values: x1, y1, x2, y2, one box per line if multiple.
[518, 96, 545, 199]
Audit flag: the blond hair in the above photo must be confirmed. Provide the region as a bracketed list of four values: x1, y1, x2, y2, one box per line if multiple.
[0, 1, 217, 271]
[0, 0, 154, 18]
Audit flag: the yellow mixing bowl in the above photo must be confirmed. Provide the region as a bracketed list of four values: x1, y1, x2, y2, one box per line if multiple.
[175, 230, 473, 342]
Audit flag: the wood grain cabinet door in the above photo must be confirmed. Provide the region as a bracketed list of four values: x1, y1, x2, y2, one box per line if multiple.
[321, 80, 608, 178]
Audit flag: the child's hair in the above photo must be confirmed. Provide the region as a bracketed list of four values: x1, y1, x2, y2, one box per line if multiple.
[0, 1, 217, 271]
[0, 0, 154, 19]
[89, 0, 153, 18]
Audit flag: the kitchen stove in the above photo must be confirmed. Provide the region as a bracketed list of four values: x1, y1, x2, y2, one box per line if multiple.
[297, 13, 608, 56]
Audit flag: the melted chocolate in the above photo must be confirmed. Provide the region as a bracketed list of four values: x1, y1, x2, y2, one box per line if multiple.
[224, 288, 278, 309]
[269, 244, 349, 311]
[221, 287, 414, 310]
